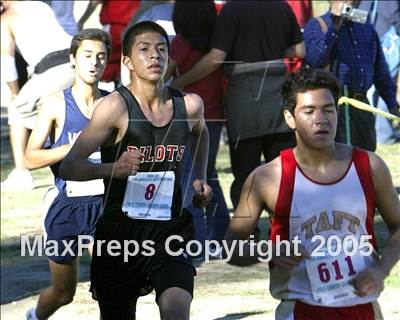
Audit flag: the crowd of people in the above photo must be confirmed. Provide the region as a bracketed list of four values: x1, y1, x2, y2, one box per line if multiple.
[1, 1, 399, 320]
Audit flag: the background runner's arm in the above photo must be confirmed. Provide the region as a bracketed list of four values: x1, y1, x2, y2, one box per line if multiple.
[59, 94, 138, 181]
[353, 153, 400, 296]
[24, 95, 71, 169]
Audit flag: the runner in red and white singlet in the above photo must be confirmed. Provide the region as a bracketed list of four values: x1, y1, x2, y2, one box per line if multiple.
[224, 68, 400, 320]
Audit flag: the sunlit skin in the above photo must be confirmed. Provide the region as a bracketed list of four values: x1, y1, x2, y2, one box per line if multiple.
[121, 32, 173, 127]
[71, 40, 107, 86]
[284, 88, 338, 152]
[123, 32, 168, 84]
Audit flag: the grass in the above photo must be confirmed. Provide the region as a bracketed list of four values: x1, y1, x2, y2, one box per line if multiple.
[1, 144, 399, 319]
[1, 143, 399, 266]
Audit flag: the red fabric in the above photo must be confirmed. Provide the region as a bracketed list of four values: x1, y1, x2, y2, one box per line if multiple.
[99, 0, 139, 82]
[100, 0, 140, 25]
[352, 148, 378, 250]
[285, 0, 313, 28]
[284, 0, 312, 73]
[101, 24, 124, 82]
[214, 1, 226, 13]
[285, 57, 303, 73]
[170, 35, 224, 120]
[294, 300, 375, 320]
[270, 149, 297, 242]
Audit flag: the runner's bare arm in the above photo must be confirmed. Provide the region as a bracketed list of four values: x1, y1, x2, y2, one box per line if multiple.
[24, 93, 70, 169]
[59, 93, 141, 181]
[228, 171, 265, 238]
[353, 152, 400, 296]
[224, 160, 307, 266]
[223, 170, 265, 265]
[185, 93, 208, 181]
[184, 93, 212, 207]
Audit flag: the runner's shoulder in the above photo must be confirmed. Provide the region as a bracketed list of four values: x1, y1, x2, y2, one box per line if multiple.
[252, 157, 282, 192]
[39, 91, 65, 117]
[182, 92, 204, 116]
[96, 90, 128, 114]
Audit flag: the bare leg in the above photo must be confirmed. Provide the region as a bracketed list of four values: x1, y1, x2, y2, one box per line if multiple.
[9, 124, 29, 171]
[158, 287, 192, 320]
[35, 258, 79, 319]
[88, 243, 93, 257]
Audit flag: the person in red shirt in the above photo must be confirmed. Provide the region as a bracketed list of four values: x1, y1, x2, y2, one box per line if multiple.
[166, 0, 230, 258]
[286, 0, 313, 28]
[79, 0, 140, 85]
[285, 0, 313, 72]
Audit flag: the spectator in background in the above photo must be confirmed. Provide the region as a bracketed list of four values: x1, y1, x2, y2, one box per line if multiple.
[78, 0, 140, 86]
[286, 0, 313, 28]
[359, 0, 400, 144]
[166, 0, 230, 257]
[171, 1, 305, 217]
[121, 0, 175, 86]
[304, 0, 400, 151]
[50, 0, 78, 36]
[127, 1, 164, 26]
[134, 0, 175, 42]
[1, 0, 74, 190]
[285, 0, 313, 72]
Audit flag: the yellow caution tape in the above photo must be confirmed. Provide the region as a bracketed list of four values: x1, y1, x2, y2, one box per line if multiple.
[338, 96, 400, 121]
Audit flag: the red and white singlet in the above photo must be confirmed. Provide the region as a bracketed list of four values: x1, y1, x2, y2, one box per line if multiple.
[269, 148, 380, 309]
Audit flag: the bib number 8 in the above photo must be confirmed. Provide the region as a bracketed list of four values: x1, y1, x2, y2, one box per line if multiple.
[145, 183, 156, 200]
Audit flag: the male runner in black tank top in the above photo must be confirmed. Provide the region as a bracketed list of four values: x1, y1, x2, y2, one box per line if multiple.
[60, 21, 212, 320]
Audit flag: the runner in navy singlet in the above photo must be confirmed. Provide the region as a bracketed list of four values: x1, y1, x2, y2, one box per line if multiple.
[24, 29, 111, 320]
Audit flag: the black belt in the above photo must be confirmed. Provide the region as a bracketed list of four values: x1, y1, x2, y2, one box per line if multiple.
[34, 49, 70, 74]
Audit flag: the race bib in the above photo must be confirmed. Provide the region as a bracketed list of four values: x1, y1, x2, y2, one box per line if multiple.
[66, 151, 104, 197]
[122, 171, 175, 221]
[305, 247, 365, 305]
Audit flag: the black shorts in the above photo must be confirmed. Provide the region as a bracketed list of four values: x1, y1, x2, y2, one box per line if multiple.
[96, 259, 195, 320]
[90, 209, 195, 306]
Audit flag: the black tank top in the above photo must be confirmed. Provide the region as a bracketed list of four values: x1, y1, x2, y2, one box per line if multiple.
[101, 86, 190, 218]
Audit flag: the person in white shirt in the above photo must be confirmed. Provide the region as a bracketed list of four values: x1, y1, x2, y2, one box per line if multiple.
[1, 0, 74, 190]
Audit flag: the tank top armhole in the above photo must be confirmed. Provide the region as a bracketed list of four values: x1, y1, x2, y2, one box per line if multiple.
[352, 148, 377, 250]
[167, 86, 188, 120]
[116, 86, 135, 121]
[51, 89, 70, 147]
[115, 86, 138, 147]
[270, 148, 296, 241]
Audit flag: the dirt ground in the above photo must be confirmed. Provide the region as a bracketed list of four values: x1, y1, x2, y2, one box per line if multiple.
[1, 257, 400, 320]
